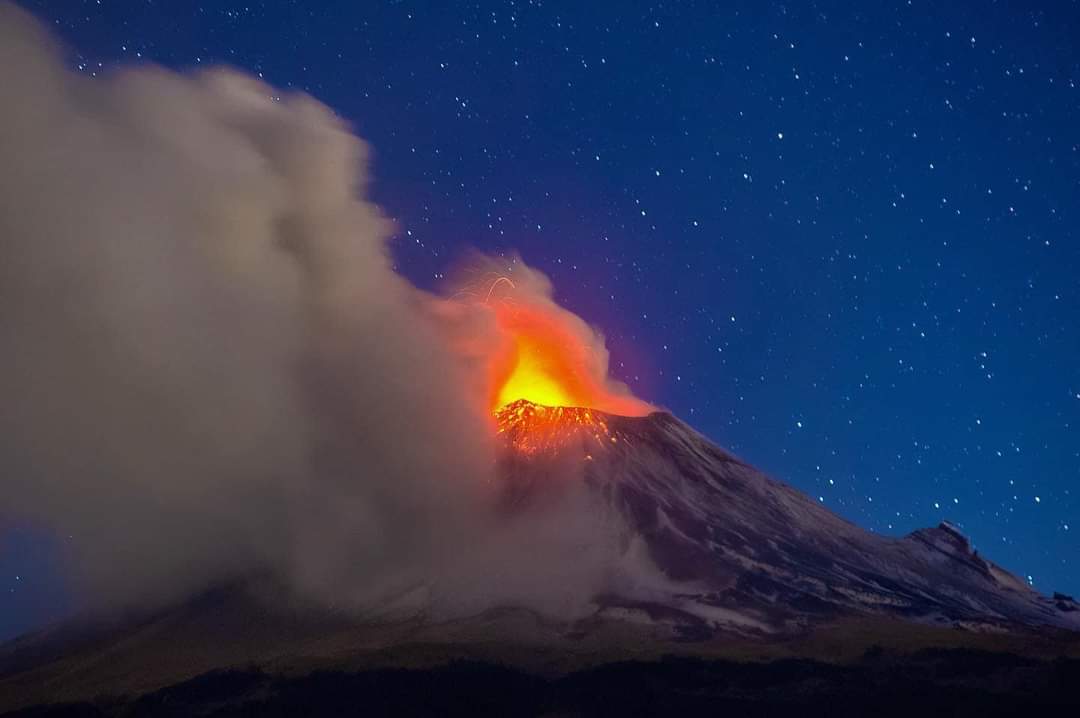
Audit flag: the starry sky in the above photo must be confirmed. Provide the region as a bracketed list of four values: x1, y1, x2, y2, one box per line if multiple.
[3, 0, 1079, 640]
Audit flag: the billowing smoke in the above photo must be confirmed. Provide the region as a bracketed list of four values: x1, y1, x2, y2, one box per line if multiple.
[0, 4, 659, 622]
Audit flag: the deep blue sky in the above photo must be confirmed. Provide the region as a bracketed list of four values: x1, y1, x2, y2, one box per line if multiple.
[3, 0, 1078, 640]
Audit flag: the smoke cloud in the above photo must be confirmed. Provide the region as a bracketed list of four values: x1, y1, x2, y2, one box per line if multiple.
[0, 4, 657, 623]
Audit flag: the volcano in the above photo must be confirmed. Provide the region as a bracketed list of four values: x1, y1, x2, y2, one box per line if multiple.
[495, 400, 1079, 635]
[2, 401, 1078, 713]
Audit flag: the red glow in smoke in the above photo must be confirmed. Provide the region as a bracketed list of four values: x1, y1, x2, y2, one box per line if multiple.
[487, 299, 649, 416]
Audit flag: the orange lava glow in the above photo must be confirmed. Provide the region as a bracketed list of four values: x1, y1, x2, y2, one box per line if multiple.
[487, 298, 650, 417]
[495, 399, 620, 455]
[495, 334, 575, 410]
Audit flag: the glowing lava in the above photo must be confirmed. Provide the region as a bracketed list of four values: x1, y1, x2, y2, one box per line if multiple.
[495, 334, 575, 410]
[487, 298, 650, 417]
[495, 399, 620, 455]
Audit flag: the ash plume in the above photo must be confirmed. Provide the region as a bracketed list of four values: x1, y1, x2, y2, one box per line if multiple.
[0, 3, 658, 622]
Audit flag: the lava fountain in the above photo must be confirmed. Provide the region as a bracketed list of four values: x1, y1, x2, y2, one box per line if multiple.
[453, 268, 654, 452]
[482, 278, 652, 416]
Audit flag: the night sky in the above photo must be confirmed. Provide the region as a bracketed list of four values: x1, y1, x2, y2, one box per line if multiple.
[3, 0, 1078, 640]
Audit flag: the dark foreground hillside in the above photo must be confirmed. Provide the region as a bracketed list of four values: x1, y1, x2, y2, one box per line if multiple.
[5, 649, 1079, 718]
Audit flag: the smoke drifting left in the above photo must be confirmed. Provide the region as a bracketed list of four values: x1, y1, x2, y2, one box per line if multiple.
[0, 4, 659, 623]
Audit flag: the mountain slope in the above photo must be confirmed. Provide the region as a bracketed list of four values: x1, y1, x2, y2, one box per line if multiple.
[495, 400, 1079, 634]
[2, 400, 1078, 711]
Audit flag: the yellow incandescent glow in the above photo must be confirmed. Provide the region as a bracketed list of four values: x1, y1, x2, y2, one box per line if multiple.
[495, 337, 576, 410]
[482, 280, 652, 417]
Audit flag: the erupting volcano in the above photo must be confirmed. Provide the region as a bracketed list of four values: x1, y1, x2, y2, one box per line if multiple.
[459, 273, 1080, 639]
[465, 276, 1080, 639]
[3, 3, 1079, 711]
[5, 295, 1080, 714]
